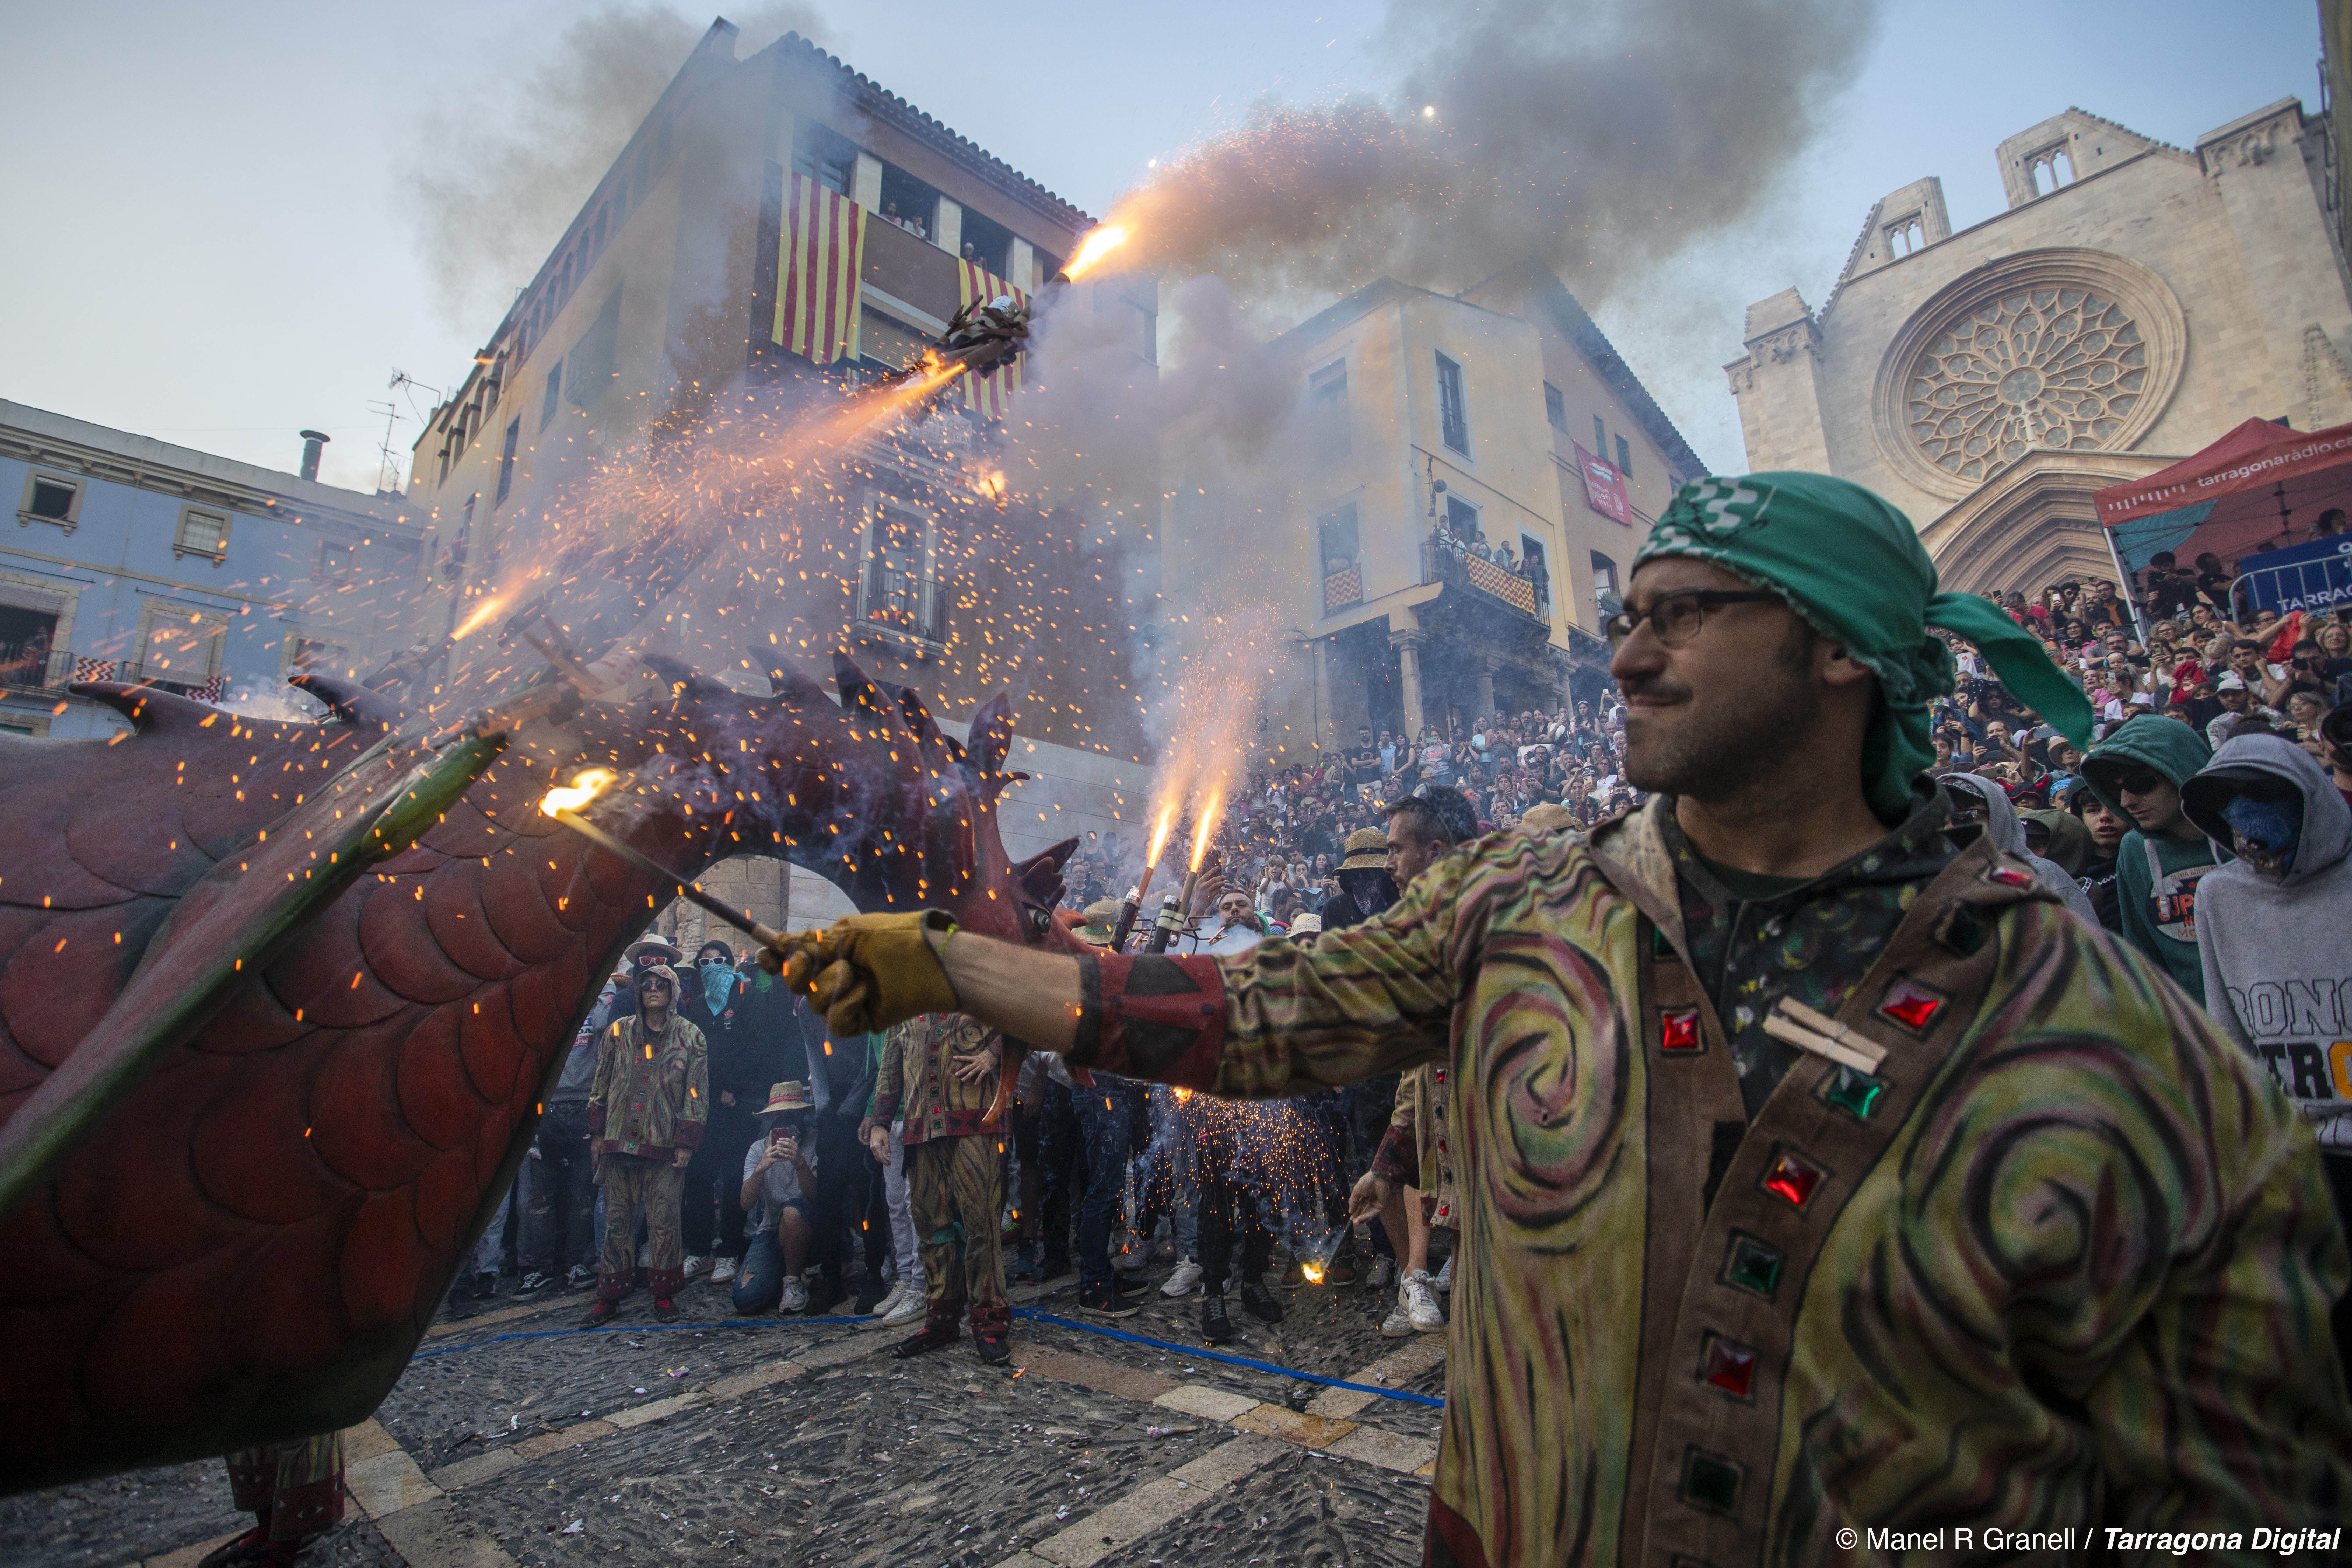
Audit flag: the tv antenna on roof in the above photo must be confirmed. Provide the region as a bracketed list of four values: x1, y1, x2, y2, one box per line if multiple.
[374, 370, 447, 498]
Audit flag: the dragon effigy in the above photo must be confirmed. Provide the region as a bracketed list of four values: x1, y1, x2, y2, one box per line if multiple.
[0, 649, 1074, 1491]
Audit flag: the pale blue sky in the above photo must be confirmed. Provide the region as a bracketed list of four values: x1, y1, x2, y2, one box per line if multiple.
[0, 0, 2329, 488]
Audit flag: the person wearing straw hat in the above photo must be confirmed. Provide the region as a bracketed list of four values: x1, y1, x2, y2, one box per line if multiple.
[731, 1079, 819, 1315]
[774, 472, 2352, 1565]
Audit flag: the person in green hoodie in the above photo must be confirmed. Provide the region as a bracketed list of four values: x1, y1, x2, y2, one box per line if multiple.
[2081, 715, 2226, 1003]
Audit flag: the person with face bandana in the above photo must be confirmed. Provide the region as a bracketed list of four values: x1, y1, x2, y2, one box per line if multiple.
[678, 939, 756, 1286]
[582, 963, 708, 1326]
[2185, 732, 2352, 1369]
[774, 471, 2352, 1564]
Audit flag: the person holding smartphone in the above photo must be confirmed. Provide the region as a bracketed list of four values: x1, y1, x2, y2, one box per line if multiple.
[732, 1080, 819, 1314]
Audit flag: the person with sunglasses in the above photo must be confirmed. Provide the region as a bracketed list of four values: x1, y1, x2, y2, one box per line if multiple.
[2080, 715, 2222, 1006]
[768, 472, 2352, 1564]
[582, 962, 709, 1326]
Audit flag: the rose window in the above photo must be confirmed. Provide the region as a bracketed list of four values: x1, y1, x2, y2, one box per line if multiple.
[1904, 288, 2148, 482]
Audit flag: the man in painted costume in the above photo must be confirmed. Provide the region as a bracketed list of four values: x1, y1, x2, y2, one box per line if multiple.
[778, 474, 2352, 1565]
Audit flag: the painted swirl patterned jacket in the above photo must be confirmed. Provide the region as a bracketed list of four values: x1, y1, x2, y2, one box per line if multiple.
[1068, 796, 2352, 1568]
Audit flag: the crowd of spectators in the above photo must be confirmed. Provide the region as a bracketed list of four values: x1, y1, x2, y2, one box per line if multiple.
[1941, 562, 2348, 795]
[1053, 702, 1637, 934]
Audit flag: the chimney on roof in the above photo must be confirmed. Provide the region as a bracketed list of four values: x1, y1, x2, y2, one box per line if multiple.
[298, 429, 330, 482]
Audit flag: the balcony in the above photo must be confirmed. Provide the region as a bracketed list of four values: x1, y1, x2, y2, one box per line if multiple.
[854, 562, 948, 652]
[1420, 536, 1545, 623]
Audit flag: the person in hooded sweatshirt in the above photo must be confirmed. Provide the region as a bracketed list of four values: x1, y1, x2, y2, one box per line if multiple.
[1944, 773, 2099, 924]
[2184, 732, 2352, 1366]
[2082, 715, 2225, 1004]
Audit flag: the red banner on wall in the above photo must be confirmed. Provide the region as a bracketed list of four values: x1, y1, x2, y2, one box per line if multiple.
[1575, 444, 1632, 525]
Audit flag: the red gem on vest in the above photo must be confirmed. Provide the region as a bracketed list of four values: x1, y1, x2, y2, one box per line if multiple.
[1986, 866, 2035, 889]
[1763, 1150, 1824, 1208]
[1660, 1008, 1701, 1053]
[1702, 1337, 1758, 1399]
[1878, 980, 1944, 1032]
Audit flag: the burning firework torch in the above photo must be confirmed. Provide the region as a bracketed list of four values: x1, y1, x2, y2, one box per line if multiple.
[1143, 793, 1223, 955]
[538, 771, 787, 955]
[1111, 804, 1178, 953]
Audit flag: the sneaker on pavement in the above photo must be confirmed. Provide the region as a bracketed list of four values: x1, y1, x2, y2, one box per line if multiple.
[780, 1277, 809, 1312]
[1200, 1293, 1235, 1345]
[1160, 1258, 1204, 1298]
[682, 1255, 712, 1282]
[1364, 1257, 1396, 1290]
[882, 1289, 928, 1326]
[1079, 1282, 1144, 1318]
[581, 1299, 621, 1329]
[1401, 1269, 1445, 1332]
[711, 1256, 739, 1285]
[517, 1270, 555, 1296]
[804, 1274, 846, 1315]
[869, 1280, 907, 1319]
[1037, 1252, 1073, 1283]
[1434, 1255, 1453, 1294]
[1278, 1260, 1307, 1287]
[1239, 1281, 1286, 1324]
[974, 1329, 1012, 1366]
[652, 1297, 679, 1324]
[468, 1269, 499, 1300]
[565, 1263, 596, 1290]
[1323, 1247, 1359, 1287]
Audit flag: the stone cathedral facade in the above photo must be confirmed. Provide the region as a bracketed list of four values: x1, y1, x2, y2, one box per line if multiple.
[1726, 97, 2352, 594]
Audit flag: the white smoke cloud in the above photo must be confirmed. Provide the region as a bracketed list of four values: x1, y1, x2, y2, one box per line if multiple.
[403, 3, 825, 330]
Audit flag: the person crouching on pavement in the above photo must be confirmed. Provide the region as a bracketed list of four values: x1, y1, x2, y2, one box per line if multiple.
[732, 1080, 820, 1314]
[583, 963, 708, 1326]
[868, 1012, 1014, 1364]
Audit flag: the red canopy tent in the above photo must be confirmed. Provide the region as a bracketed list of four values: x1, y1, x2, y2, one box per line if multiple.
[2094, 416, 2352, 578]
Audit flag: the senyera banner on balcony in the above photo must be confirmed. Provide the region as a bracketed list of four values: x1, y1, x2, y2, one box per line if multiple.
[775, 174, 867, 365]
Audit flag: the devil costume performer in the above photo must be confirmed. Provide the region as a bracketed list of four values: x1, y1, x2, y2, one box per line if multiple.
[806, 475, 2352, 1566]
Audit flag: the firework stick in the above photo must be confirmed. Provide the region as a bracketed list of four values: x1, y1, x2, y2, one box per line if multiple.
[551, 809, 785, 954]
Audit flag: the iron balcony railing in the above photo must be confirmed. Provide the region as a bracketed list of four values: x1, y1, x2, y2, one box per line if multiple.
[856, 562, 949, 648]
[1420, 537, 1546, 622]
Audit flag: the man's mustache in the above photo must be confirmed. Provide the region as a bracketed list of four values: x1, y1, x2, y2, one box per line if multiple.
[1618, 677, 1693, 706]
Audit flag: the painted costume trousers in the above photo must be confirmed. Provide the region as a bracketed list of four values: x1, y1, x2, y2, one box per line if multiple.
[224, 1431, 344, 1547]
[904, 1132, 1008, 1331]
[598, 1153, 684, 1300]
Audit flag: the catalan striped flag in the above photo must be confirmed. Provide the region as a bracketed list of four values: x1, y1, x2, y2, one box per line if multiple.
[955, 259, 1028, 420]
[775, 174, 868, 365]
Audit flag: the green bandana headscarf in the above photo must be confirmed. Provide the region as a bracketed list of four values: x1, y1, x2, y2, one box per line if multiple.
[1633, 472, 2094, 820]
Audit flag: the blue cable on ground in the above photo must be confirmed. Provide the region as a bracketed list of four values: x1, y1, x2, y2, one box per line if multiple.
[412, 1306, 1447, 1410]
[1014, 1307, 1445, 1409]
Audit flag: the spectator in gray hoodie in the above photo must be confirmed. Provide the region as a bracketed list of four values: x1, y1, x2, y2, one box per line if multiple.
[1944, 773, 2099, 925]
[2184, 733, 2352, 1366]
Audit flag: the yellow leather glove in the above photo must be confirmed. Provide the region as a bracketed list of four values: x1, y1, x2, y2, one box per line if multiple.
[770, 910, 960, 1035]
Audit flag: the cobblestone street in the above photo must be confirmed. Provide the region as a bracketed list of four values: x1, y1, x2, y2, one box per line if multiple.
[5, 1265, 1443, 1568]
